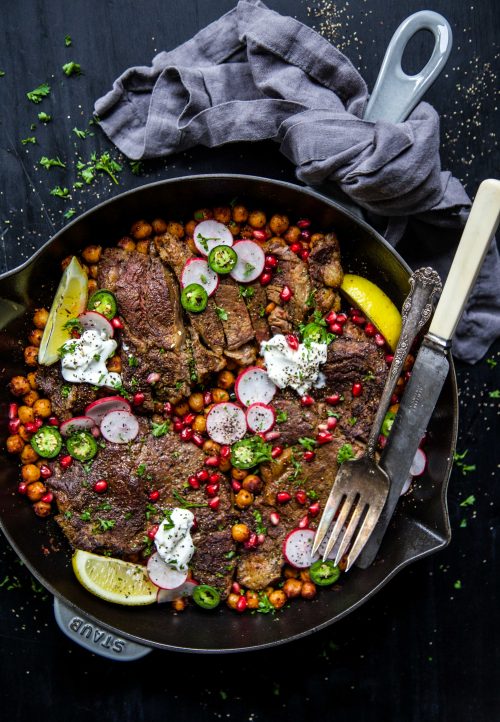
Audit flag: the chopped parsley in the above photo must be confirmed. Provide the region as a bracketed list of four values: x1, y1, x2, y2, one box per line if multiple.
[73, 127, 90, 139]
[337, 443, 355, 464]
[130, 160, 143, 175]
[307, 489, 318, 500]
[37, 111, 52, 123]
[61, 384, 71, 399]
[124, 511, 133, 520]
[224, 550, 236, 560]
[453, 580, 462, 590]
[195, 233, 217, 252]
[136, 464, 147, 477]
[26, 82, 50, 103]
[0, 71, 5, 78]
[243, 262, 255, 278]
[489, 389, 500, 398]
[252, 509, 267, 536]
[63, 510, 73, 520]
[347, 417, 357, 426]
[454, 450, 476, 475]
[94, 152, 122, 184]
[363, 371, 375, 382]
[62, 61, 82, 76]
[40, 155, 66, 169]
[253, 592, 276, 615]
[95, 518, 116, 533]
[460, 494, 476, 508]
[172, 489, 208, 509]
[64, 35, 72, 47]
[63, 208, 76, 220]
[21, 136, 36, 145]
[258, 306, 266, 317]
[127, 355, 139, 367]
[215, 306, 228, 321]
[151, 421, 170, 438]
[298, 436, 316, 451]
[305, 289, 316, 308]
[275, 410, 288, 424]
[239, 285, 255, 299]
[50, 186, 70, 199]
[80, 510, 91, 522]
[486, 358, 497, 369]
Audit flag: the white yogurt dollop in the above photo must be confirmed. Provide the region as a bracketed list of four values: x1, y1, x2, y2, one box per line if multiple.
[260, 334, 328, 396]
[60, 329, 122, 387]
[154, 508, 195, 573]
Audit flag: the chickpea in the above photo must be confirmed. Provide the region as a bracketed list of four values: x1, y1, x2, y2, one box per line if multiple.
[338, 556, 348, 572]
[217, 370, 235, 390]
[186, 237, 197, 255]
[24, 346, 39, 367]
[265, 302, 276, 315]
[242, 474, 262, 493]
[27, 329, 42, 347]
[226, 593, 240, 610]
[136, 240, 149, 254]
[33, 501, 52, 518]
[192, 415, 206, 434]
[33, 398, 51, 418]
[194, 208, 213, 221]
[88, 264, 99, 279]
[26, 481, 46, 502]
[117, 236, 136, 252]
[32, 307, 49, 329]
[283, 578, 303, 598]
[20, 445, 38, 464]
[245, 590, 260, 609]
[311, 233, 325, 244]
[269, 589, 287, 609]
[61, 255, 73, 271]
[248, 210, 266, 229]
[301, 581, 317, 600]
[231, 523, 251, 543]
[107, 355, 122, 373]
[27, 372, 38, 390]
[283, 565, 300, 579]
[212, 388, 229, 403]
[174, 401, 189, 417]
[213, 206, 232, 224]
[235, 489, 254, 508]
[284, 225, 301, 244]
[152, 218, 168, 234]
[227, 221, 240, 237]
[6, 435, 24, 454]
[17, 406, 34, 425]
[219, 457, 231, 473]
[166, 221, 184, 239]
[232, 205, 249, 223]
[9, 376, 31, 397]
[300, 569, 311, 583]
[185, 219, 197, 237]
[23, 390, 39, 407]
[188, 392, 204, 413]
[231, 467, 247, 480]
[80, 245, 101, 264]
[171, 598, 187, 612]
[389, 403, 400, 414]
[19, 425, 32, 442]
[269, 214, 289, 236]
[240, 224, 254, 239]
[22, 464, 41, 483]
[203, 439, 221, 456]
[403, 354, 415, 373]
[130, 220, 152, 240]
[88, 279, 98, 294]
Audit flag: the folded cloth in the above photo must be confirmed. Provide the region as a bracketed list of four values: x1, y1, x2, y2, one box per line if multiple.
[95, 0, 500, 363]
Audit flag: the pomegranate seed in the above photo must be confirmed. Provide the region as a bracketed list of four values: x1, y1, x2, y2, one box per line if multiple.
[252, 229, 267, 242]
[209, 472, 221, 484]
[317, 431, 333, 445]
[93, 479, 108, 493]
[146, 372, 160, 384]
[325, 311, 337, 324]
[196, 469, 209, 482]
[271, 446, 283, 458]
[289, 242, 302, 254]
[8, 418, 20, 434]
[329, 322, 343, 335]
[260, 271, 272, 286]
[390, 393, 399, 405]
[276, 491, 292, 504]
[336, 313, 348, 325]
[298, 515, 309, 529]
[385, 354, 394, 365]
[264, 254, 278, 269]
[308, 501, 320, 517]
[203, 391, 213, 406]
[180, 427, 193, 442]
[220, 445, 231, 459]
[111, 317, 124, 329]
[244, 532, 258, 549]
[48, 416, 60, 427]
[327, 416, 338, 430]
[405, 370, 412, 382]
[24, 421, 38, 434]
[303, 450, 315, 462]
[280, 285, 293, 302]
[265, 430, 281, 442]
[231, 480, 242, 492]
[297, 218, 311, 229]
[173, 420, 185, 433]
[325, 393, 341, 406]
[191, 516, 198, 531]
[163, 401, 173, 416]
[352, 315, 366, 326]
[41, 492, 53, 504]
[286, 334, 299, 351]
[299, 249, 310, 261]
[270, 512, 280, 526]
[208, 496, 220, 510]
[39, 464, 52, 479]
[8, 403, 18, 419]
[364, 322, 376, 337]
[300, 229, 311, 241]
[149, 490, 160, 502]
[192, 432, 204, 447]
[206, 483, 219, 497]
[188, 475, 200, 489]
[301, 394, 314, 407]
[295, 490, 307, 505]
[147, 525, 159, 539]
[34, 418, 43, 430]
[378, 434, 387, 449]
[205, 455, 220, 467]
[231, 581, 241, 594]
[352, 382, 363, 397]
[59, 455, 72, 469]
[18, 482, 27, 495]
[257, 533, 266, 544]
[132, 392, 145, 406]
[236, 595, 248, 613]
[183, 412, 196, 426]
[374, 333, 386, 347]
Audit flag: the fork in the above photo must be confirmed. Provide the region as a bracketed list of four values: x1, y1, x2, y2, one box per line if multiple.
[311, 267, 442, 570]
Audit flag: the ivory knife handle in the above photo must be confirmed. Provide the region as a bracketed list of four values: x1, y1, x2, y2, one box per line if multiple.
[428, 178, 500, 341]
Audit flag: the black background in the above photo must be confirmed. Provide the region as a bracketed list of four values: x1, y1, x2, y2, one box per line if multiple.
[0, 1, 499, 720]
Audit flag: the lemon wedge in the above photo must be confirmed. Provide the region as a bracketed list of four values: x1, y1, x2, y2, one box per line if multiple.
[38, 256, 88, 365]
[72, 550, 158, 606]
[341, 273, 402, 351]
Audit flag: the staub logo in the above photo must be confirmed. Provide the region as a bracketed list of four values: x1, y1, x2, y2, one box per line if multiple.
[69, 616, 126, 653]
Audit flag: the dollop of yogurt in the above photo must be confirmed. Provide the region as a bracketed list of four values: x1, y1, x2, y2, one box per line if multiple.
[60, 328, 122, 387]
[154, 508, 195, 573]
[261, 334, 328, 396]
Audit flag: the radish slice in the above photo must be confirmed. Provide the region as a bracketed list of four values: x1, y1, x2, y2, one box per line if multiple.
[229, 240, 265, 283]
[283, 528, 320, 569]
[246, 403, 276, 434]
[147, 552, 188, 590]
[235, 366, 277, 407]
[78, 310, 114, 338]
[400, 475, 413, 496]
[157, 580, 198, 603]
[409, 448, 426, 477]
[193, 220, 233, 256]
[60, 415, 96, 437]
[85, 396, 131, 425]
[180, 258, 219, 297]
[206, 402, 247, 445]
[100, 410, 139, 444]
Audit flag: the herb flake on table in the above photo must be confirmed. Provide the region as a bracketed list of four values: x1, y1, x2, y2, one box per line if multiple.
[454, 449, 476, 475]
[460, 494, 476, 507]
[37, 111, 51, 123]
[64, 35, 72, 47]
[63, 208, 76, 220]
[21, 136, 37, 145]
[130, 160, 143, 175]
[40, 156, 66, 169]
[486, 358, 497, 369]
[488, 389, 500, 398]
[62, 61, 82, 76]
[0, 71, 5, 77]
[50, 186, 70, 199]
[26, 82, 50, 103]
[73, 126, 90, 139]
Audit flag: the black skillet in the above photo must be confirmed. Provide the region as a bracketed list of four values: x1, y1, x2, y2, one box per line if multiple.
[0, 174, 458, 656]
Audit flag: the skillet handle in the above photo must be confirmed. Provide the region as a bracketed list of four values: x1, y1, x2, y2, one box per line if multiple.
[53, 597, 152, 660]
[363, 10, 453, 123]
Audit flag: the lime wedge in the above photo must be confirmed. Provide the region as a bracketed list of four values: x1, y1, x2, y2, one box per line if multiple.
[341, 273, 402, 351]
[38, 256, 88, 365]
[72, 550, 158, 606]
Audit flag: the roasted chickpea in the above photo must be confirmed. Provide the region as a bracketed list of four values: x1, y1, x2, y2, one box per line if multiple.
[283, 578, 303, 598]
[232, 205, 249, 223]
[32, 398, 51, 418]
[403, 354, 415, 373]
[203, 439, 221, 456]
[248, 210, 266, 229]
[174, 401, 189, 417]
[265, 302, 276, 315]
[152, 218, 168, 234]
[32, 307, 49, 329]
[283, 565, 300, 579]
[242, 474, 262, 493]
[194, 208, 213, 221]
[338, 556, 348, 572]
[9, 376, 31, 397]
[26, 480, 46, 502]
[389, 403, 400, 414]
[117, 236, 136, 252]
[87, 279, 98, 294]
[20, 445, 39, 464]
[269, 214, 289, 236]
[88, 264, 99, 279]
[226, 593, 240, 610]
[269, 589, 287, 609]
[299, 569, 311, 583]
[81, 245, 101, 264]
[61, 255, 73, 271]
[27, 372, 38, 390]
[219, 457, 231, 473]
[171, 597, 187, 612]
[213, 206, 232, 224]
[186, 237, 197, 255]
[6, 435, 24, 454]
[311, 233, 325, 244]
[239, 224, 254, 239]
[185, 219, 197, 237]
[18, 405, 34, 425]
[212, 388, 229, 403]
[235, 489, 254, 508]
[130, 220, 152, 240]
[135, 240, 149, 254]
[192, 415, 207, 434]
[33, 501, 52, 518]
[231, 467, 248, 480]
[22, 464, 41, 483]
[284, 225, 301, 244]
[24, 346, 39, 367]
[217, 370, 235, 390]
[23, 390, 39, 407]
[27, 329, 42, 347]
[231, 523, 251, 543]
[18, 425, 32, 442]
[301, 581, 317, 600]
[166, 221, 184, 238]
[245, 590, 260, 609]
[107, 355, 122, 373]
[188, 392, 204, 413]
[227, 220, 240, 237]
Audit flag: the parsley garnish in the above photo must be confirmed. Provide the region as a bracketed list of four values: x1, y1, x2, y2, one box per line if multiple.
[239, 285, 255, 299]
[215, 306, 228, 321]
[80, 510, 91, 522]
[62, 61, 82, 76]
[224, 550, 236, 560]
[128, 355, 139, 367]
[253, 592, 276, 615]
[63, 208, 76, 220]
[73, 127, 90, 139]
[243, 262, 255, 278]
[37, 111, 51, 123]
[252, 509, 267, 535]
[151, 421, 170, 438]
[454, 580, 462, 590]
[26, 82, 50, 103]
[486, 358, 497, 369]
[363, 371, 375, 382]
[64, 35, 72, 47]
[93, 152, 122, 184]
[454, 450, 476, 475]
[258, 306, 266, 317]
[0, 71, 5, 77]
[459, 494, 476, 508]
[298, 437, 316, 451]
[337, 443, 355, 464]
[130, 160, 143, 175]
[489, 389, 500, 398]
[275, 410, 288, 424]
[307, 489, 318, 500]
[63, 510, 72, 520]
[305, 289, 316, 308]
[172, 489, 208, 509]
[95, 518, 116, 532]
[40, 156, 66, 169]
[347, 417, 357, 426]
[50, 186, 70, 199]
[21, 137, 36, 145]
[61, 384, 71, 399]
[136, 464, 147, 477]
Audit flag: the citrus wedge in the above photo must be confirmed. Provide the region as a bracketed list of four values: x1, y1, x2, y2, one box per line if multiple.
[38, 256, 88, 365]
[72, 550, 158, 606]
[341, 273, 402, 351]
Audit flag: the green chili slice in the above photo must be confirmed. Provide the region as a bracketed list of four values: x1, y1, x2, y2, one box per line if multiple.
[31, 426, 63, 459]
[309, 559, 341, 586]
[208, 245, 238, 275]
[301, 322, 329, 344]
[192, 584, 221, 609]
[87, 290, 117, 320]
[381, 410, 396, 437]
[181, 283, 208, 313]
[231, 436, 273, 469]
[66, 430, 98, 461]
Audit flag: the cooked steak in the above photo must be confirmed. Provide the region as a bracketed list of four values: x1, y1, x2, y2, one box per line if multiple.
[308, 232, 343, 313]
[37, 365, 97, 421]
[241, 282, 270, 344]
[264, 241, 312, 328]
[188, 327, 226, 383]
[214, 278, 255, 350]
[273, 390, 322, 447]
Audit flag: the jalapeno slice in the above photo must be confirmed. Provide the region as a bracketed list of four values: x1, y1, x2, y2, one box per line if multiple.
[87, 290, 117, 320]
[231, 436, 273, 469]
[66, 430, 98, 461]
[192, 584, 221, 609]
[208, 245, 238, 275]
[31, 426, 63, 459]
[309, 559, 340, 586]
[181, 283, 208, 313]
[381, 410, 396, 437]
[301, 322, 329, 344]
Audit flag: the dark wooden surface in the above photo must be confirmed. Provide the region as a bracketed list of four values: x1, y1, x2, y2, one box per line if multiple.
[0, 1, 499, 720]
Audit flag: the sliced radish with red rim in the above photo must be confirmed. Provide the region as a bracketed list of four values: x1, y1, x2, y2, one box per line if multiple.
[60, 415, 96, 437]
[283, 528, 320, 569]
[235, 366, 277, 407]
[85, 396, 131, 425]
[78, 310, 114, 338]
[180, 258, 219, 297]
[206, 402, 247, 445]
[193, 220, 233, 256]
[100, 410, 139, 444]
[246, 403, 275, 434]
[147, 552, 188, 590]
[157, 579, 198, 603]
[400, 475, 413, 496]
[409, 448, 426, 477]
[229, 240, 265, 283]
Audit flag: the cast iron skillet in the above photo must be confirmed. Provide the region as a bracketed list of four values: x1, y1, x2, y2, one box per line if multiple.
[0, 174, 457, 654]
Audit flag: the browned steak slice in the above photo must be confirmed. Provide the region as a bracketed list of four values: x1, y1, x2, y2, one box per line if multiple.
[273, 390, 322, 447]
[224, 342, 256, 367]
[240, 282, 270, 344]
[264, 241, 312, 328]
[37, 365, 97, 421]
[214, 278, 255, 350]
[308, 232, 343, 314]
[187, 327, 226, 383]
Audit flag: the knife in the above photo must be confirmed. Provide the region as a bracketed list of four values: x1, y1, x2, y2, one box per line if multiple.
[357, 178, 500, 569]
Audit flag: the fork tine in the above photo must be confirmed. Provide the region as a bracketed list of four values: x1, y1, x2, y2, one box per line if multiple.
[321, 491, 356, 561]
[333, 499, 367, 567]
[344, 499, 386, 571]
[311, 495, 338, 557]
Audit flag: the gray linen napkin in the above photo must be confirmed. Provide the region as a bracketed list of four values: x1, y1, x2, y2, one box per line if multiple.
[95, 0, 500, 363]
